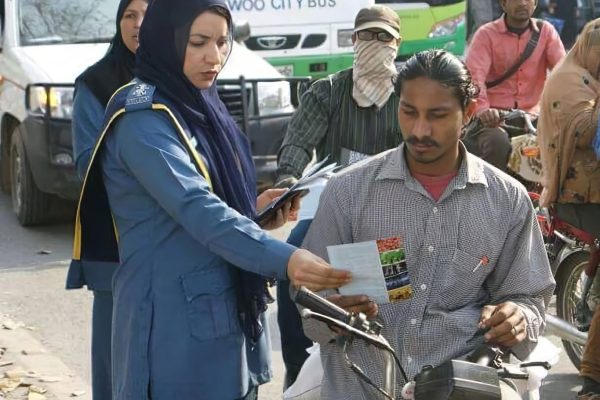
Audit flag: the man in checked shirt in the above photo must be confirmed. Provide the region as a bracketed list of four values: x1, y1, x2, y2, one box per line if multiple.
[300, 49, 556, 399]
[275, 5, 404, 389]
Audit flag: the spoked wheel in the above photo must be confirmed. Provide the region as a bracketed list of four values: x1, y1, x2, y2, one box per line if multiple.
[555, 252, 594, 370]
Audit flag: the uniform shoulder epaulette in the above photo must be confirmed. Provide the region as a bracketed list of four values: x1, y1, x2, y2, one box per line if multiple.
[124, 81, 157, 112]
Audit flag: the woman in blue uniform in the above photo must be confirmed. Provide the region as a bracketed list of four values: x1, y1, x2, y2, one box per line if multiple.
[66, 1, 148, 399]
[71, 0, 352, 399]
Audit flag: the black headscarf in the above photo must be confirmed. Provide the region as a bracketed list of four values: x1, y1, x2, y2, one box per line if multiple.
[136, 0, 267, 344]
[78, 0, 143, 107]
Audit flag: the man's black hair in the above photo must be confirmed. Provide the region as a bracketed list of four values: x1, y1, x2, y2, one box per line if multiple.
[394, 49, 480, 110]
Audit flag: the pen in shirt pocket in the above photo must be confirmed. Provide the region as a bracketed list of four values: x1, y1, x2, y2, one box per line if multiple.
[472, 255, 490, 273]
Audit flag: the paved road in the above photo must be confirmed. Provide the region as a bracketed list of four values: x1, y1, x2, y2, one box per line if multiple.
[0, 195, 73, 270]
[0, 192, 584, 399]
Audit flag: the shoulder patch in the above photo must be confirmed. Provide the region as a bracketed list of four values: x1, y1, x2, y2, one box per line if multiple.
[125, 82, 156, 111]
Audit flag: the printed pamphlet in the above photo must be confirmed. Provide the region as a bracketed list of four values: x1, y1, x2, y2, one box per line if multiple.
[327, 236, 412, 304]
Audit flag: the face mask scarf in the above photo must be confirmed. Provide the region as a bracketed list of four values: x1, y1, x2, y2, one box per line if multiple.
[352, 39, 397, 108]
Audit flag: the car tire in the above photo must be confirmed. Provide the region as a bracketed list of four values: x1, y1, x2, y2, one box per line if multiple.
[10, 125, 51, 226]
[0, 154, 9, 193]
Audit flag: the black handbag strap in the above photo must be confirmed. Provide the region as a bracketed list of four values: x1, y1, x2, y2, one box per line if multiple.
[486, 20, 544, 89]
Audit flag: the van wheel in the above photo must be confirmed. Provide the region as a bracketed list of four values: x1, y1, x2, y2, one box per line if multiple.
[0, 154, 9, 193]
[10, 126, 50, 226]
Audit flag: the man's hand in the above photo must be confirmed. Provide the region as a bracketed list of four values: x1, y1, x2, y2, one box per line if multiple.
[287, 249, 352, 292]
[479, 108, 502, 128]
[479, 302, 528, 348]
[326, 294, 378, 318]
[257, 188, 300, 230]
[273, 175, 298, 189]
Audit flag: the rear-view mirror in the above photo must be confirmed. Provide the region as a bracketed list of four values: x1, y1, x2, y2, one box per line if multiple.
[233, 21, 251, 43]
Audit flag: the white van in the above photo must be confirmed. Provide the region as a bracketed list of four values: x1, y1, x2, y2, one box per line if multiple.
[0, 0, 295, 225]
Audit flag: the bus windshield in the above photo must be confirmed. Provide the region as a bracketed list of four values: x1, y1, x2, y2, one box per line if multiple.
[20, 0, 119, 46]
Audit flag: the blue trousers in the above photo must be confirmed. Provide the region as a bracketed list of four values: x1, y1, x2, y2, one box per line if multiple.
[277, 219, 314, 389]
[92, 290, 113, 400]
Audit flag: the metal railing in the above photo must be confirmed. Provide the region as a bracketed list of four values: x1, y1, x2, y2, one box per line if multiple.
[216, 76, 312, 136]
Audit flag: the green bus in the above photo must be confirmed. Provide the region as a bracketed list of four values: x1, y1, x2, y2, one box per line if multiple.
[377, 0, 467, 59]
[229, 0, 467, 79]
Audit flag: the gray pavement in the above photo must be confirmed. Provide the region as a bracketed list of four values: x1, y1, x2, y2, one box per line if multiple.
[0, 193, 585, 399]
[0, 195, 72, 270]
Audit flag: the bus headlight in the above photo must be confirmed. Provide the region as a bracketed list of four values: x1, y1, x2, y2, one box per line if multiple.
[428, 14, 465, 38]
[27, 85, 74, 119]
[257, 81, 293, 116]
[337, 29, 354, 47]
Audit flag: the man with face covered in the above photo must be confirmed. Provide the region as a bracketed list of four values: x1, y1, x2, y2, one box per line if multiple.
[276, 5, 402, 187]
[274, 5, 403, 389]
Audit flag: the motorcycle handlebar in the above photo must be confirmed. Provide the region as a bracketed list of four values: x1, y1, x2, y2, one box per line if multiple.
[294, 286, 352, 326]
[295, 286, 409, 386]
[466, 344, 503, 368]
[295, 287, 539, 399]
[498, 109, 537, 134]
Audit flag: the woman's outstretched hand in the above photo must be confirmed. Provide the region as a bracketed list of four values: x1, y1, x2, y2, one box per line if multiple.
[287, 249, 352, 292]
[256, 188, 300, 230]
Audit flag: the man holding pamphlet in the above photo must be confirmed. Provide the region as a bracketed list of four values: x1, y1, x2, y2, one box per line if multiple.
[275, 4, 404, 388]
[299, 49, 556, 398]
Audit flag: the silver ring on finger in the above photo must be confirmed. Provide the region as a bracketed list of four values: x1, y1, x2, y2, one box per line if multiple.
[511, 326, 518, 336]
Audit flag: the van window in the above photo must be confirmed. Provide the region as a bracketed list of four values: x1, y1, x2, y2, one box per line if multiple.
[19, 0, 119, 46]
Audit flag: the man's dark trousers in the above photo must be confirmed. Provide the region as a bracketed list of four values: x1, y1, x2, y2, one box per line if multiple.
[277, 219, 313, 390]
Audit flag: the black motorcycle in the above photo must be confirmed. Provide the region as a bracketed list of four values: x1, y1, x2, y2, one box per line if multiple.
[294, 287, 553, 400]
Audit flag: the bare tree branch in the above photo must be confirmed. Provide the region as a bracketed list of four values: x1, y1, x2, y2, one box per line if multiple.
[20, 0, 113, 43]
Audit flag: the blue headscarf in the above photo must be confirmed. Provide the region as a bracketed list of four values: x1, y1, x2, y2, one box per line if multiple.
[136, 0, 269, 344]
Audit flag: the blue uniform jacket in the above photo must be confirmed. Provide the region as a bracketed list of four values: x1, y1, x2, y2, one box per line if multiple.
[75, 81, 294, 399]
[67, 81, 119, 291]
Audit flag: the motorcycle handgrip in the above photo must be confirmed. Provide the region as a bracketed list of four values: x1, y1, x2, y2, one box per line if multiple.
[294, 286, 351, 325]
[498, 109, 510, 120]
[466, 344, 502, 368]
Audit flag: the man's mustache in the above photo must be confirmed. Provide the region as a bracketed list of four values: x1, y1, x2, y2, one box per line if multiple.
[406, 136, 440, 147]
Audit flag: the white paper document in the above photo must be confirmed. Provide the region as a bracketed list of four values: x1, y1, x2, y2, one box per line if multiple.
[297, 178, 327, 221]
[254, 157, 337, 225]
[327, 241, 389, 304]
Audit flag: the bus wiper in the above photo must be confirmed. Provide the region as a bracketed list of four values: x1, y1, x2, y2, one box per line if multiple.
[24, 36, 64, 45]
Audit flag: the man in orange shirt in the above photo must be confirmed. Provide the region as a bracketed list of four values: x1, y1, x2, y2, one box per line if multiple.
[465, 0, 565, 170]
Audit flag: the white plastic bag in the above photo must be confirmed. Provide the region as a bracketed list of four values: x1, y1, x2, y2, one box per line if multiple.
[282, 343, 322, 400]
[509, 336, 561, 400]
